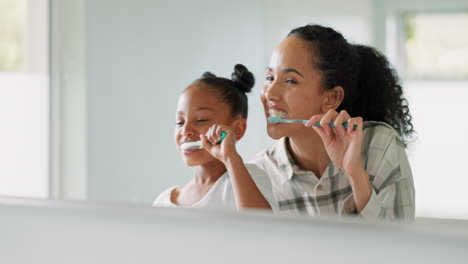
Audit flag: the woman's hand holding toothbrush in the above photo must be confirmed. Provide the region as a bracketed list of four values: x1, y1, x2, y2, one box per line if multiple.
[305, 109, 372, 213]
[305, 109, 365, 180]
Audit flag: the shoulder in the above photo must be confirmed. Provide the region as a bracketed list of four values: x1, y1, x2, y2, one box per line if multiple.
[243, 163, 272, 183]
[243, 163, 279, 211]
[152, 186, 177, 207]
[250, 144, 275, 164]
[362, 121, 404, 154]
[249, 138, 285, 170]
[361, 121, 411, 183]
[245, 163, 267, 174]
[363, 121, 400, 142]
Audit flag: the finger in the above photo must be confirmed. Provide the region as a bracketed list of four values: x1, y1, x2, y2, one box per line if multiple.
[200, 134, 212, 151]
[206, 126, 216, 145]
[347, 116, 363, 135]
[307, 115, 333, 144]
[320, 109, 338, 136]
[305, 114, 323, 127]
[215, 125, 224, 143]
[210, 125, 219, 144]
[334, 110, 350, 136]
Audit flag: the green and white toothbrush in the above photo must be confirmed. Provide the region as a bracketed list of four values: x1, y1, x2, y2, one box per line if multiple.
[180, 132, 227, 150]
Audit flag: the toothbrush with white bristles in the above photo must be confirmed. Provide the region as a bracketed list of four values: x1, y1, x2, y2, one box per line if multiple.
[268, 116, 358, 130]
[180, 132, 227, 151]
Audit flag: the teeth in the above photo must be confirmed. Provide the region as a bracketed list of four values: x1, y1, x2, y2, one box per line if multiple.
[268, 109, 288, 118]
[181, 141, 203, 150]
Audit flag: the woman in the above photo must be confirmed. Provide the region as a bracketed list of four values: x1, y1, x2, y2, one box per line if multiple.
[251, 24, 415, 220]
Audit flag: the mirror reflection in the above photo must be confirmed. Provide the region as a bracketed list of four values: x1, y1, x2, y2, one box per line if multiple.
[1, 0, 467, 221]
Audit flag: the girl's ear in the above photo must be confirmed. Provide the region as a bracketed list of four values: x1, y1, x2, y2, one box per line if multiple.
[231, 118, 247, 141]
[320, 86, 344, 112]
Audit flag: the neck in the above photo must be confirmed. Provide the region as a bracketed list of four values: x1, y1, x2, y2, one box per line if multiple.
[287, 130, 330, 178]
[193, 159, 226, 184]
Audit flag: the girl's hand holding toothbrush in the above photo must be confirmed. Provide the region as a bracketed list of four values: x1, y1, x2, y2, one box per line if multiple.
[201, 124, 239, 164]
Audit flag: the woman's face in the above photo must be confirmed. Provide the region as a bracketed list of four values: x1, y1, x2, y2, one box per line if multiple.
[261, 36, 327, 140]
[175, 83, 233, 166]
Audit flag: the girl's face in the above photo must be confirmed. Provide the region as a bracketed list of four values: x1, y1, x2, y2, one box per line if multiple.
[175, 83, 234, 166]
[261, 36, 328, 140]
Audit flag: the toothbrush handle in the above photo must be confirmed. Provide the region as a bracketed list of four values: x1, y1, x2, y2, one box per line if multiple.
[313, 121, 358, 130]
[281, 118, 358, 130]
[286, 119, 309, 124]
[216, 131, 227, 144]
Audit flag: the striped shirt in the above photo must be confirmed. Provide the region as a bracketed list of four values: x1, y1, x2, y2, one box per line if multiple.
[250, 121, 415, 220]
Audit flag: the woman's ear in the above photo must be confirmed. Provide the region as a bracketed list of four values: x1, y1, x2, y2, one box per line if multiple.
[321, 86, 344, 112]
[231, 118, 247, 141]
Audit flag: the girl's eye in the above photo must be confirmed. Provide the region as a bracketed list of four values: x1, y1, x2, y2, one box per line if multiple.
[286, 79, 297, 84]
[265, 76, 274, 82]
[197, 119, 208, 123]
[176, 121, 184, 126]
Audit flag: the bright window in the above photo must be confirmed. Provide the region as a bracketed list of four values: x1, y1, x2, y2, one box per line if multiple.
[0, 0, 49, 198]
[403, 12, 468, 80]
[0, 0, 25, 71]
[397, 12, 468, 219]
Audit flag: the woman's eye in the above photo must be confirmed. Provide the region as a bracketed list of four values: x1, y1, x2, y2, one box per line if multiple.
[286, 79, 297, 84]
[197, 119, 208, 123]
[265, 76, 274, 82]
[176, 121, 184, 126]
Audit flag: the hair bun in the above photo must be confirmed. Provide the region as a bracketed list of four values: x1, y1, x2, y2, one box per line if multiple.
[231, 64, 255, 93]
[201, 72, 216, 78]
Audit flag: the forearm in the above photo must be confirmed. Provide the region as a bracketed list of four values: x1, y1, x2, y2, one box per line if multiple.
[348, 168, 372, 214]
[225, 154, 271, 210]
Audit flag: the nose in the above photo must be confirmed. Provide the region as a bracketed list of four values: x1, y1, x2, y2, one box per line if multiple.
[263, 80, 282, 101]
[181, 123, 195, 139]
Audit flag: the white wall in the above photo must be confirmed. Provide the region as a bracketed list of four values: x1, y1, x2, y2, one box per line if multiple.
[85, 0, 266, 203]
[263, 0, 374, 59]
[50, 0, 87, 201]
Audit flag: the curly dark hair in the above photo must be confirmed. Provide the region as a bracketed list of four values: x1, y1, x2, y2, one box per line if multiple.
[288, 24, 414, 145]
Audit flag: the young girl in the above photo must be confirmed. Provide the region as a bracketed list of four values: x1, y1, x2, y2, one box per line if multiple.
[153, 64, 277, 211]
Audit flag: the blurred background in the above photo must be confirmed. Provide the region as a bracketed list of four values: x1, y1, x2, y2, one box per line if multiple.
[0, 0, 467, 220]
